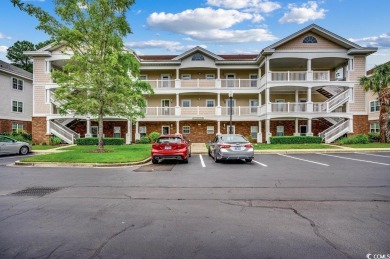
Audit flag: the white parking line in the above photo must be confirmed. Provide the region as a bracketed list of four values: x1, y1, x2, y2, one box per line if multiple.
[199, 155, 206, 168]
[354, 152, 390, 158]
[278, 154, 329, 167]
[319, 153, 390, 166]
[252, 160, 268, 167]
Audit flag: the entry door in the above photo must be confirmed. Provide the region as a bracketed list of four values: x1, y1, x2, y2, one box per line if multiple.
[300, 125, 307, 136]
[161, 74, 171, 88]
[161, 99, 170, 115]
[91, 126, 98, 137]
[226, 74, 235, 87]
[226, 99, 236, 115]
[162, 126, 170, 135]
[275, 99, 285, 112]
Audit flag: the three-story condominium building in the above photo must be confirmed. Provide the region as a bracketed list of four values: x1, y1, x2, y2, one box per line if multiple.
[26, 24, 376, 144]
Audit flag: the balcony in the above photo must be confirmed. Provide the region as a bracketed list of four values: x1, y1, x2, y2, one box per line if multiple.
[143, 106, 258, 118]
[143, 79, 259, 90]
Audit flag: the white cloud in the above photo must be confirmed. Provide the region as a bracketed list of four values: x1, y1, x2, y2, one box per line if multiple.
[349, 33, 390, 48]
[279, 1, 326, 24]
[147, 8, 252, 33]
[0, 32, 12, 40]
[0, 46, 8, 53]
[146, 8, 276, 43]
[125, 40, 207, 52]
[206, 0, 281, 13]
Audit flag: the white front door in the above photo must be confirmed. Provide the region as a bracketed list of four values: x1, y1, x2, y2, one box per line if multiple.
[226, 99, 236, 115]
[161, 74, 171, 88]
[113, 127, 121, 138]
[226, 74, 235, 87]
[161, 99, 170, 115]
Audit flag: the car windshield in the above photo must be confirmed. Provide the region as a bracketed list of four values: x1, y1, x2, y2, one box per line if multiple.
[220, 135, 247, 143]
[157, 137, 182, 144]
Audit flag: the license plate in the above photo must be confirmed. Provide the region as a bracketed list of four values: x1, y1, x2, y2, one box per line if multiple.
[234, 147, 242, 151]
[165, 146, 171, 150]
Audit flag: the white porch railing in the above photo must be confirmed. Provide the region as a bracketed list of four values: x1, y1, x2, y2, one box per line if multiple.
[320, 120, 350, 143]
[313, 90, 350, 113]
[181, 107, 215, 115]
[220, 79, 258, 88]
[270, 103, 307, 113]
[144, 107, 176, 116]
[271, 71, 307, 81]
[313, 71, 330, 81]
[221, 106, 257, 116]
[145, 80, 175, 89]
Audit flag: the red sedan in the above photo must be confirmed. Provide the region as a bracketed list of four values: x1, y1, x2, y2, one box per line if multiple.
[151, 134, 191, 164]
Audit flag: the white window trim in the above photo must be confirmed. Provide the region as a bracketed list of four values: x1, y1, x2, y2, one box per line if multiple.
[205, 74, 215, 80]
[139, 74, 147, 80]
[249, 99, 258, 113]
[181, 74, 191, 80]
[91, 126, 99, 137]
[207, 126, 215, 134]
[370, 122, 379, 132]
[182, 99, 191, 107]
[45, 89, 51, 104]
[250, 126, 258, 138]
[162, 125, 170, 135]
[45, 61, 51, 73]
[182, 126, 190, 134]
[276, 126, 284, 136]
[12, 77, 24, 91]
[249, 74, 258, 87]
[205, 99, 215, 107]
[11, 100, 23, 113]
[139, 126, 146, 134]
[12, 122, 24, 132]
[113, 126, 121, 138]
[369, 100, 380, 112]
[299, 125, 307, 134]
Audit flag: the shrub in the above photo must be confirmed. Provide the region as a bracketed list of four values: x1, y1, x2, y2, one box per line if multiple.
[148, 132, 161, 143]
[270, 136, 322, 144]
[76, 137, 124, 145]
[338, 134, 369, 145]
[11, 134, 32, 144]
[138, 136, 150, 144]
[245, 135, 254, 143]
[50, 136, 62, 145]
[368, 132, 380, 143]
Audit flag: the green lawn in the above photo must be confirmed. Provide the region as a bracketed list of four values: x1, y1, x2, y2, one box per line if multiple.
[253, 143, 340, 150]
[22, 144, 151, 163]
[32, 145, 58, 150]
[341, 143, 390, 149]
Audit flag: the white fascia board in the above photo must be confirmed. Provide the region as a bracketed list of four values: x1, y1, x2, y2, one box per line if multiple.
[347, 48, 377, 55]
[23, 51, 52, 57]
[0, 69, 33, 81]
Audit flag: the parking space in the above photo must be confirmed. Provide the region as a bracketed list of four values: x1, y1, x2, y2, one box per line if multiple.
[0, 154, 35, 166]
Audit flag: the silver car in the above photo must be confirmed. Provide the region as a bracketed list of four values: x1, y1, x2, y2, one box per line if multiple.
[0, 135, 31, 155]
[208, 134, 254, 163]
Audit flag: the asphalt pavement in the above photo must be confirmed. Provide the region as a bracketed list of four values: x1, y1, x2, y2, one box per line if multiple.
[0, 152, 389, 258]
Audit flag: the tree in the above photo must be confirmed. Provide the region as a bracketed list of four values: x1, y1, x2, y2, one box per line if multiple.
[12, 0, 153, 151]
[359, 63, 390, 143]
[6, 40, 53, 73]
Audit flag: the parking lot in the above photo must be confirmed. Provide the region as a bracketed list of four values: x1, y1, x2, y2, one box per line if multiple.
[0, 152, 389, 258]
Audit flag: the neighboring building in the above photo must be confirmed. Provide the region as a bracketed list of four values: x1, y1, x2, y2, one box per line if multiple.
[365, 61, 389, 134]
[25, 24, 377, 144]
[0, 60, 33, 134]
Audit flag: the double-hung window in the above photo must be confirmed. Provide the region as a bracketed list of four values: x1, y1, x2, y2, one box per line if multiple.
[12, 78, 23, 91]
[12, 101, 23, 113]
[183, 126, 190, 134]
[139, 126, 147, 138]
[206, 99, 215, 107]
[182, 100, 191, 107]
[370, 100, 379, 112]
[207, 126, 215, 134]
[250, 126, 258, 139]
[370, 123, 379, 133]
[12, 123, 23, 132]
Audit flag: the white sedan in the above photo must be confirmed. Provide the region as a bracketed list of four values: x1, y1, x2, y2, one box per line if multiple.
[0, 135, 31, 155]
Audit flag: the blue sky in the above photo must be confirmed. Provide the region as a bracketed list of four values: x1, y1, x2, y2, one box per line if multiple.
[0, 0, 389, 70]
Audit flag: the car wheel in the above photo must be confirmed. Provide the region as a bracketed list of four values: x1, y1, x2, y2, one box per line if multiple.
[208, 147, 211, 157]
[152, 158, 158, 164]
[188, 148, 191, 157]
[183, 158, 189, 164]
[245, 158, 252, 163]
[214, 151, 220, 163]
[19, 146, 29, 155]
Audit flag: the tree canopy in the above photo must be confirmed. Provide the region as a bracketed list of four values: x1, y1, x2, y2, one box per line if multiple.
[359, 63, 390, 143]
[12, 0, 153, 150]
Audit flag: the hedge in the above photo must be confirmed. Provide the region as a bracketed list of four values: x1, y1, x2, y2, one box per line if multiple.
[270, 136, 322, 144]
[76, 137, 124, 145]
[338, 134, 369, 145]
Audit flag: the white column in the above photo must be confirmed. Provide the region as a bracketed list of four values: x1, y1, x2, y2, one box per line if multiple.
[176, 69, 179, 79]
[307, 59, 313, 81]
[266, 119, 271, 144]
[295, 90, 299, 103]
[46, 118, 51, 134]
[216, 93, 221, 115]
[216, 68, 221, 88]
[266, 58, 271, 81]
[307, 87, 313, 112]
[175, 93, 181, 115]
[307, 118, 313, 136]
[135, 121, 140, 140]
[217, 120, 221, 134]
[125, 120, 132, 144]
[294, 118, 300, 136]
[257, 120, 263, 143]
[258, 67, 262, 78]
[217, 68, 221, 79]
[85, 118, 92, 137]
[258, 93, 262, 106]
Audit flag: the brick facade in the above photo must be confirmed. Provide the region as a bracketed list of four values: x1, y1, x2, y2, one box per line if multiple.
[70, 120, 128, 138]
[0, 119, 32, 133]
[32, 117, 51, 144]
[352, 115, 369, 135]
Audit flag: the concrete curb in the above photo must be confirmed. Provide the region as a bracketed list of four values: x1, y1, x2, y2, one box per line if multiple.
[14, 157, 151, 168]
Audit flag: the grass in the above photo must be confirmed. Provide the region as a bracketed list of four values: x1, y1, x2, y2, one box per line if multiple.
[22, 144, 151, 163]
[32, 145, 58, 150]
[253, 143, 340, 150]
[341, 143, 390, 148]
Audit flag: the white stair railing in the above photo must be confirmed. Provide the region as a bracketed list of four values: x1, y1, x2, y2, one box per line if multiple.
[316, 90, 350, 113]
[320, 120, 350, 143]
[50, 120, 80, 144]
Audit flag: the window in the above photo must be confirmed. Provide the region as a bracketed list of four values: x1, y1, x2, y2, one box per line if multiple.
[12, 123, 23, 132]
[300, 125, 307, 136]
[161, 74, 171, 88]
[370, 100, 379, 112]
[303, 35, 317, 43]
[250, 74, 258, 87]
[205, 74, 215, 80]
[181, 74, 191, 80]
[12, 78, 23, 91]
[113, 127, 121, 138]
[91, 126, 98, 137]
[348, 59, 354, 71]
[249, 99, 258, 114]
[206, 99, 215, 107]
[276, 126, 284, 136]
[250, 126, 258, 139]
[192, 53, 205, 61]
[370, 123, 379, 133]
[45, 89, 51, 104]
[183, 126, 190, 134]
[207, 126, 214, 134]
[227, 125, 235, 134]
[45, 61, 51, 73]
[182, 99, 191, 107]
[139, 126, 147, 137]
[12, 101, 23, 113]
[139, 75, 147, 81]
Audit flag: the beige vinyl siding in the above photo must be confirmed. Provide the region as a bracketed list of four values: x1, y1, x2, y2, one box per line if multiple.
[33, 58, 51, 83]
[349, 56, 366, 113]
[276, 32, 345, 50]
[34, 85, 50, 114]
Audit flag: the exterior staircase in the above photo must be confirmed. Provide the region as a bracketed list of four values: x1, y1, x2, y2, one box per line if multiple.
[319, 119, 350, 143]
[49, 120, 80, 144]
[315, 89, 350, 113]
[316, 85, 344, 98]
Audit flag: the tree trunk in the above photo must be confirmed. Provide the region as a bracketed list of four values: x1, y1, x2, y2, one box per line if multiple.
[98, 114, 104, 151]
[378, 89, 389, 143]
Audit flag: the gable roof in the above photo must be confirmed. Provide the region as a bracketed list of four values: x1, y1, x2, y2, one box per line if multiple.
[0, 60, 33, 80]
[172, 46, 224, 61]
[262, 24, 377, 55]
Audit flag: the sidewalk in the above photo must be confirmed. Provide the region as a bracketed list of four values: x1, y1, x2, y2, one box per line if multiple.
[31, 144, 76, 154]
